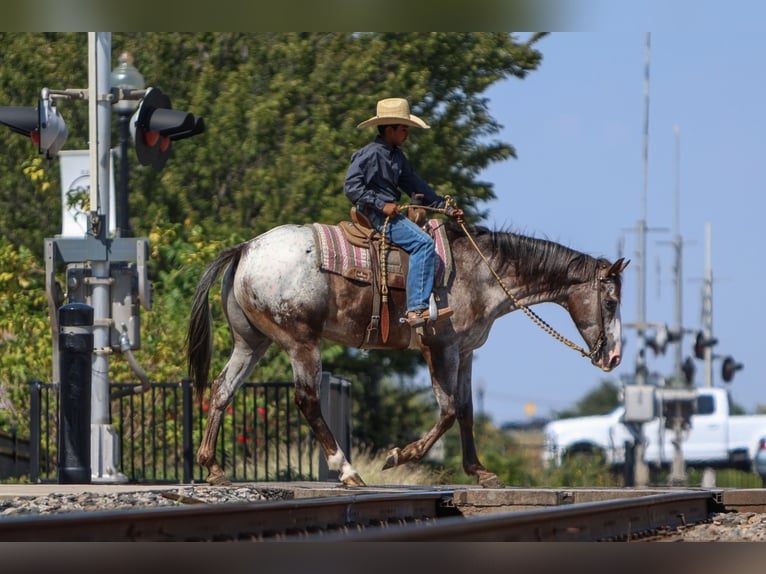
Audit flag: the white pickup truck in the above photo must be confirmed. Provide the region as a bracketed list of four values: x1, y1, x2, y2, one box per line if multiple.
[542, 387, 766, 472]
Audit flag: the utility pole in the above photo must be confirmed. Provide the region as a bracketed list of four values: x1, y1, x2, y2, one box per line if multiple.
[626, 32, 654, 488]
[665, 125, 693, 485]
[672, 126, 684, 381]
[703, 223, 714, 388]
[635, 32, 650, 387]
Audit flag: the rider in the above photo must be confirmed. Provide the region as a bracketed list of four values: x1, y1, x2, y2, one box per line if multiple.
[344, 97, 464, 328]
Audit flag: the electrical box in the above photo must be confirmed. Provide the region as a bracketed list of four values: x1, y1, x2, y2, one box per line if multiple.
[656, 387, 698, 431]
[623, 384, 657, 423]
[65, 262, 146, 350]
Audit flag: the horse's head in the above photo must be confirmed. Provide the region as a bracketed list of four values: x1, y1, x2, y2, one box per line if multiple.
[567, 257, 630, 372]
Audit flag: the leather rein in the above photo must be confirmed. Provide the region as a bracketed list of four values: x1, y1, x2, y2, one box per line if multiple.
[400, 199, 607, 361]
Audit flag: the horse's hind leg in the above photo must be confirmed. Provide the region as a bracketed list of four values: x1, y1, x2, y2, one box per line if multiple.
[197, 273, 271, 486]
[197, 335, 269, 485]
[289, 343, 366, 487]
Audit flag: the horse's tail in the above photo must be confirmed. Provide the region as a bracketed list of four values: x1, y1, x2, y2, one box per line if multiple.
[187, 243, 245, 403]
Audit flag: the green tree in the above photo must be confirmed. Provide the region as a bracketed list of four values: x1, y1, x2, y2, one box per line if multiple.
[0, 33, 545, 450]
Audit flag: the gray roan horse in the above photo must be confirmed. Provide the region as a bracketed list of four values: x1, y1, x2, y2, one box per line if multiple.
[187, 220, 628, 488]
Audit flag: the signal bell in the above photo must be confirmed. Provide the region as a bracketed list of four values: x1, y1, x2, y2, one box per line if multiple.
[130, 87, 204, 172]
[38, 98, 68, 159]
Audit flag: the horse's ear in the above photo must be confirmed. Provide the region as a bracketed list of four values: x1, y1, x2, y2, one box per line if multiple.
[609, 258, 630, 276]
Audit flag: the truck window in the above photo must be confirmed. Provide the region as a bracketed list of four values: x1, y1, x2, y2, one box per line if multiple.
[697, 395, 714, 415]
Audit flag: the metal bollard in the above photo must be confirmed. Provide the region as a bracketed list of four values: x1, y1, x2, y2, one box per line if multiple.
[57, 303, 93, 484]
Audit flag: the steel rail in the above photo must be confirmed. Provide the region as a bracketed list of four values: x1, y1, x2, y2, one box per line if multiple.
[0, 489, 722, 542]
[0, 491, 456, 542]
[321, 490, 719, 542]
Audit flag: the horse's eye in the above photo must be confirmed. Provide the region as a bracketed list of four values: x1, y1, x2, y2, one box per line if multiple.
[604, 299, 618, 313]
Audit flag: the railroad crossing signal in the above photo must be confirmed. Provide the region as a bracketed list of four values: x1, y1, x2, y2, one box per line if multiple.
[0, 96, 69, 158]
[721, 356, 743, 383]
[130, 87, 204, 172]
[693, 331, 717, 360]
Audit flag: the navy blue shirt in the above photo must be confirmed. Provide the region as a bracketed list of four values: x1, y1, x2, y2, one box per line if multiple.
[344, 136, 446, 213]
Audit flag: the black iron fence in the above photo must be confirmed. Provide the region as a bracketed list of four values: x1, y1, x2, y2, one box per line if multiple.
[28, 373, 351, 484]
[0, 429, 30, 479]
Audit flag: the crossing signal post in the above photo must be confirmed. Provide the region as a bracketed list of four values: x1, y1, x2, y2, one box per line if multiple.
[681, 356, 696, 384]
[130, 87, 204, 171]
[3, 33, 206, 483]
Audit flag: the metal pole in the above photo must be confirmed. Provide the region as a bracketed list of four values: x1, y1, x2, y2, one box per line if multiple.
[88, 32, 126, 482]
[116, 112, 131, 237]
[58, 303, 93, 484]
[635, 32, 651, 385]
[182, 378, 194, 483]
[28, 380, 42, 483]
[704, 223, 714, 387]
[630, 32, 652, 488]
[673, 126, 683, 381]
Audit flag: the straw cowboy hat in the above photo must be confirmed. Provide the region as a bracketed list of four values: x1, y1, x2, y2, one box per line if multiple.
[356, 98, 430, 129]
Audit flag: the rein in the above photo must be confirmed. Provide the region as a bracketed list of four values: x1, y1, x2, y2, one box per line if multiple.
[402, 200, 605, 361]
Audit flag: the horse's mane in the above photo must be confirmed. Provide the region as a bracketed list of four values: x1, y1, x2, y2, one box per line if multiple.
[446, 222, 609, 291]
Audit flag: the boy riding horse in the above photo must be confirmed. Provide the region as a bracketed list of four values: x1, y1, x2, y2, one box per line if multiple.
[344, 97, 464, 328]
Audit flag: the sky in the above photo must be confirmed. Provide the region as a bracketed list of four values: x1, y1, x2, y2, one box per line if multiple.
[464, 20, 766, 424]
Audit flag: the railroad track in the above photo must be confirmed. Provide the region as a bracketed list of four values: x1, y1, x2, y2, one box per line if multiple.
[0, 488, 723, 542]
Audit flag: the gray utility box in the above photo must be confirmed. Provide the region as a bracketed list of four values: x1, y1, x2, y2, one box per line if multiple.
[66, 262, 142, 350]
[623, 384, 657, 423]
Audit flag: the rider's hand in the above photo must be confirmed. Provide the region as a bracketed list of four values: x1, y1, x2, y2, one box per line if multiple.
[448, 207, 464, 225]
[382, 202, 400, 217]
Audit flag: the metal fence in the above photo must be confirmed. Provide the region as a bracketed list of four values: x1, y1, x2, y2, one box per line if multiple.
[0, 429, 30, 479]
[29, 373, 351, 484]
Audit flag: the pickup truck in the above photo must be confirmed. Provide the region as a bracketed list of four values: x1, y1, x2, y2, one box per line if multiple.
[542, 387, 766, 472]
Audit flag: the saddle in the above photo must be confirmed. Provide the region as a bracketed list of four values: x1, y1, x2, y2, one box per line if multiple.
[313, 207, 451, 349]
[343, 207, 407, 346]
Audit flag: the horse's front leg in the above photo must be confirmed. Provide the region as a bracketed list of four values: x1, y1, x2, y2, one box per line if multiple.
[383, 343, 458, 470]
[455, 350, 505, 488]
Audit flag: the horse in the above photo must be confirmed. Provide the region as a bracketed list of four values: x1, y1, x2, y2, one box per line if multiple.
[187, 220, 629, 488]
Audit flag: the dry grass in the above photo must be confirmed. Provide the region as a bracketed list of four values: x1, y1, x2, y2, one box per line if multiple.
[350, 448, 450, 486]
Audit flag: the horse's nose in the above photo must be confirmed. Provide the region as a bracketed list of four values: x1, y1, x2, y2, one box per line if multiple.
[608, 353, 621, 370]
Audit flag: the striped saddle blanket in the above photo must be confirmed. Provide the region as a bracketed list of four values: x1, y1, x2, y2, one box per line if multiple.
[312, 219, 453, 288]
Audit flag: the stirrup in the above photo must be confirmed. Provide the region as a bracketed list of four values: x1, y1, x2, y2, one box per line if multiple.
[403, 310, 427, 328]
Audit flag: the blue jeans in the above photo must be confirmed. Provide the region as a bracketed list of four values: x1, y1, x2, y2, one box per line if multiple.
[365, 208, 434, 313]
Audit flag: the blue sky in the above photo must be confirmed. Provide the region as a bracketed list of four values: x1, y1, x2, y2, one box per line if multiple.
[463, 25, 765, 424]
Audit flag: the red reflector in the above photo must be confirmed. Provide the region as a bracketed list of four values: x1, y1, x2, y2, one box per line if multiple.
[159, 136, 170, 153]
[143, 131, 160, 147]
[31, 131, 39, 146]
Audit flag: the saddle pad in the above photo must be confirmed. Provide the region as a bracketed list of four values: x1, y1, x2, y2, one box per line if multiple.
[313, 222, 372, 280]
[313, 220, 452, 286]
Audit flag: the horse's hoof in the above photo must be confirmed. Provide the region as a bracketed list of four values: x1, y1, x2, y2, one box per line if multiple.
[341, 472, 367, 487]
[478, 473, 506, 489]
[382, 447, 401, 470]
[207, 473, 232, 486]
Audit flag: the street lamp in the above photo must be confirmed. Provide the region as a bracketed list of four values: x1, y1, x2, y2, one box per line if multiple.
[110, 52, 145, 237]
